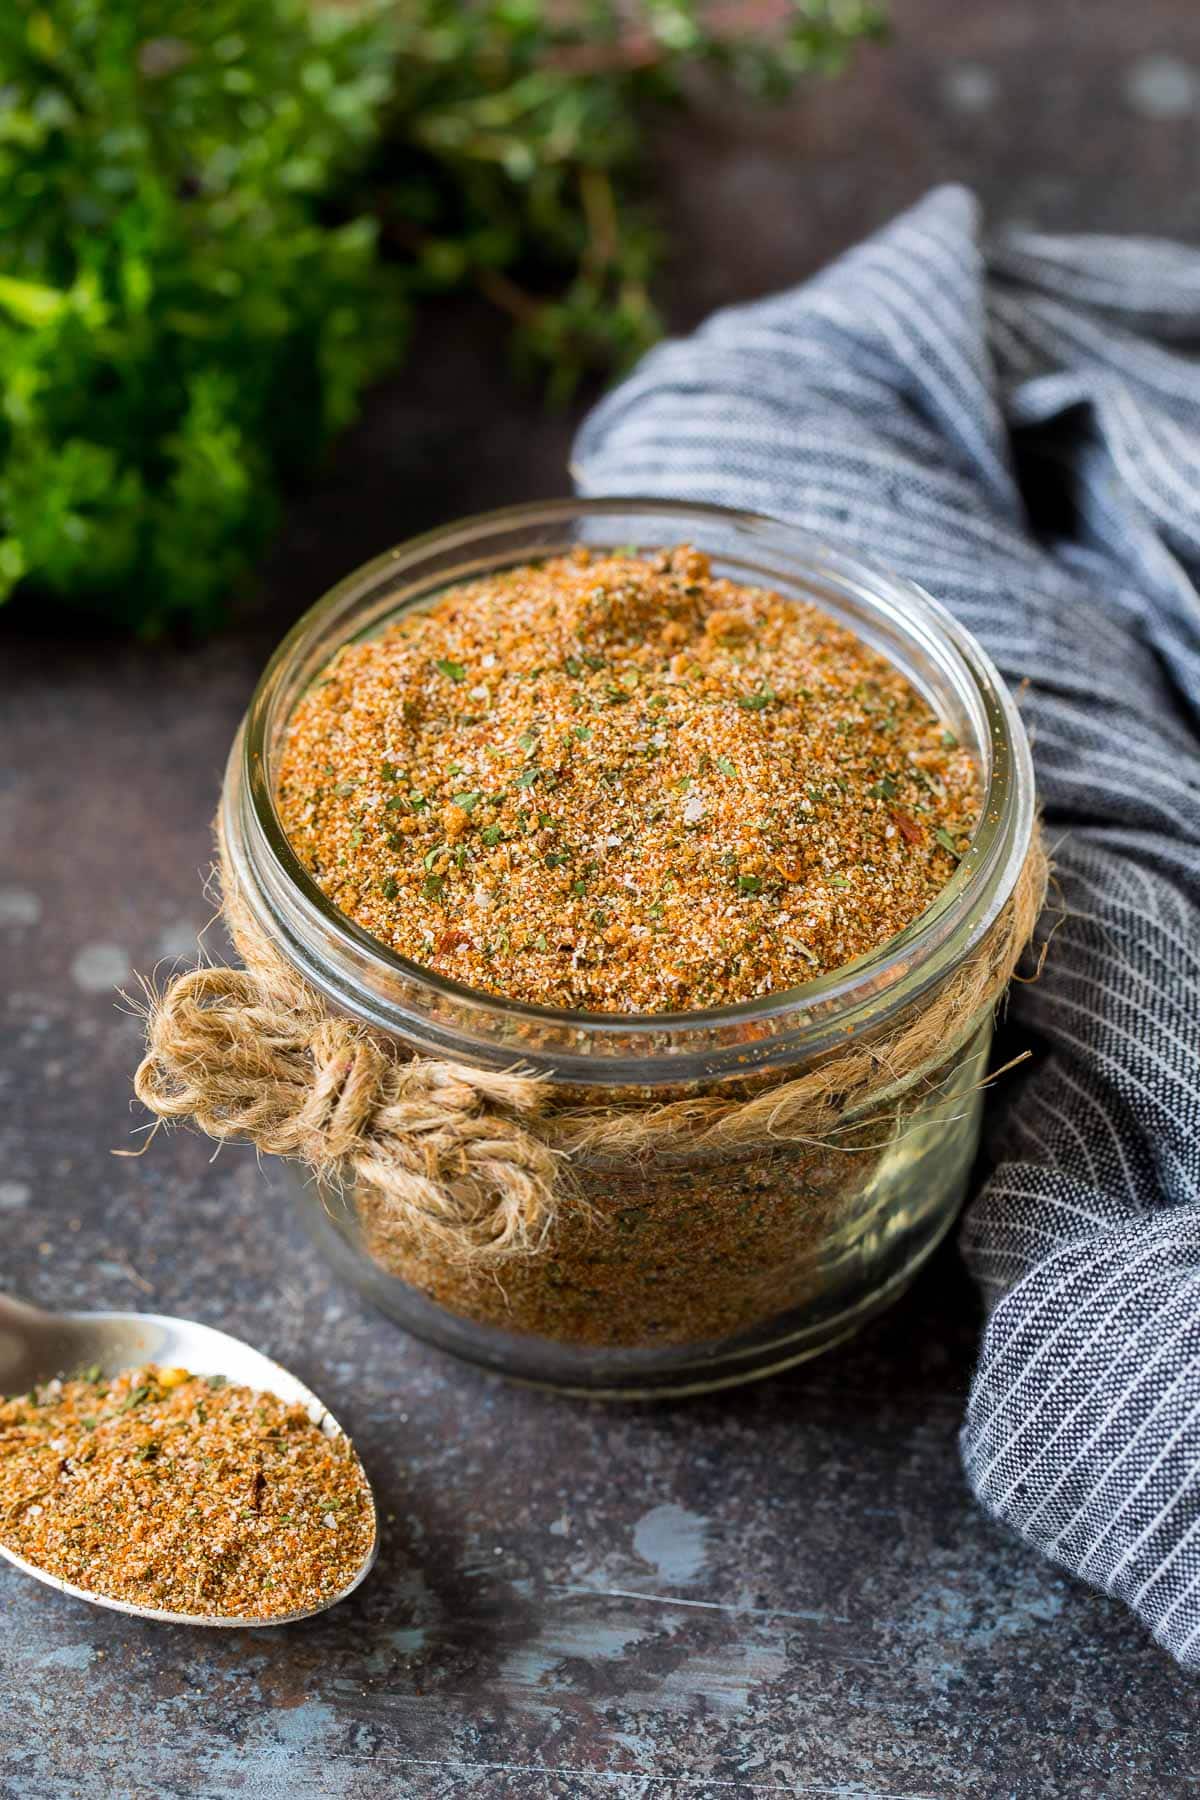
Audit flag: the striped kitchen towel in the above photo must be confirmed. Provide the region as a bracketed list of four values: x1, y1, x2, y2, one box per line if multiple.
[574, 184, 1200, 1665]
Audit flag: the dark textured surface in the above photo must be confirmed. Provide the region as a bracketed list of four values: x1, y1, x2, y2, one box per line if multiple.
[5, 5, 1200, 1794]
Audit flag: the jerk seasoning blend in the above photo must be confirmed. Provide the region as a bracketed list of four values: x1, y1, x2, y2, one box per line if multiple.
[215, 502, 1037, 1394]
[277, 547, 978, 1013]
[0, 1366, 374, 1618]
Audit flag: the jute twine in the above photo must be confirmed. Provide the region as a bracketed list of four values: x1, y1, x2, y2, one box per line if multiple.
[133, 829, 1047, 1267]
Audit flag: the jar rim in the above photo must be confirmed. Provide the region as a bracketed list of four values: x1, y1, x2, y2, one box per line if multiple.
[224, 498, 1035, 1085]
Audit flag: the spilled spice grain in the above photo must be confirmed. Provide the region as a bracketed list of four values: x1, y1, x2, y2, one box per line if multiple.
[277, 545, 980, 1012]
[0, 1365, 374, 1618]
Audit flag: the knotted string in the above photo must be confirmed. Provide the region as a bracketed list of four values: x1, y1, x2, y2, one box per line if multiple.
[133, 829, 1048, 1264]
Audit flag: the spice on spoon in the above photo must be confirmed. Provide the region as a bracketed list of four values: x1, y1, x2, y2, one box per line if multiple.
[276, 545, 979, 1012]
[0, 1364, 374, 1618]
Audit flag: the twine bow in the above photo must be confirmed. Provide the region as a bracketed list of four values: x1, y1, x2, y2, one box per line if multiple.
[133, 830, 1048, 1265]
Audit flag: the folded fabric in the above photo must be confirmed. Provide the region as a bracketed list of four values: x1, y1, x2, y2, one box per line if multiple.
[573, 184, 1200, 1665]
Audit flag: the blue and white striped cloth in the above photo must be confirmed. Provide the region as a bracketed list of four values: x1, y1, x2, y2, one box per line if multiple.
[574, 186, 1200, 1665]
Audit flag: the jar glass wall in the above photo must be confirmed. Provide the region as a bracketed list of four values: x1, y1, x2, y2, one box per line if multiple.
[223, 500, 1035, 1396]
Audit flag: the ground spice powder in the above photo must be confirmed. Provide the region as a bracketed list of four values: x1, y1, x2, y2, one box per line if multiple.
[277, 546, 979, 1013]
[0, 1365, 373, 1618]
[266, 542, 993, 1355]
[344, 1021, 991, 1349]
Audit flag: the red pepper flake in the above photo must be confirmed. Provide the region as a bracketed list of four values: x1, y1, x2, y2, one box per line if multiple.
[891, 808, 925, 846]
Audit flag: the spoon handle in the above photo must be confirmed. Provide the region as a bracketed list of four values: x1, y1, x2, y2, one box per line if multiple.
[0, 1294, 75, 1393]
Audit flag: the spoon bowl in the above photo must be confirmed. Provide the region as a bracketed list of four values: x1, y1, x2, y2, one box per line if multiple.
[0, 1296, 378, 1626]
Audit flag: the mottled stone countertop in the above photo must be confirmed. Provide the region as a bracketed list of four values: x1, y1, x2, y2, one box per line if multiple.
[4, 4, 1200, 1793]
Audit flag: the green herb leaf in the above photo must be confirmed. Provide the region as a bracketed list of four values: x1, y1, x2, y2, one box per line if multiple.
[436, 658, 465, 683]
[381, 877, 398, 900]
[716, 755, 737, 778]
[572, 725, 592, 741]
[737, 874, 761, 894]
[452, 790, 481, 811]
[480, 824, 503, 846]
[934, 827, 963, 859]
[513, 768, 538, 790]
[380, 761, 398, 782]
[0, 1, 878, 637]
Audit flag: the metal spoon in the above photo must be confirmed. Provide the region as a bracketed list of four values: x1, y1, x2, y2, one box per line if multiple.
[0, 1295, 378, 1626]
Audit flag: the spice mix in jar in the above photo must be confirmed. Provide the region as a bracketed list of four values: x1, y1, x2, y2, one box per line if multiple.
[136, 501, 1044, 1397]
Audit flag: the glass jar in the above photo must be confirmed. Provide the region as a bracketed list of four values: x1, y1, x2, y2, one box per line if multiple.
[221, 500, 1035, 1397]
